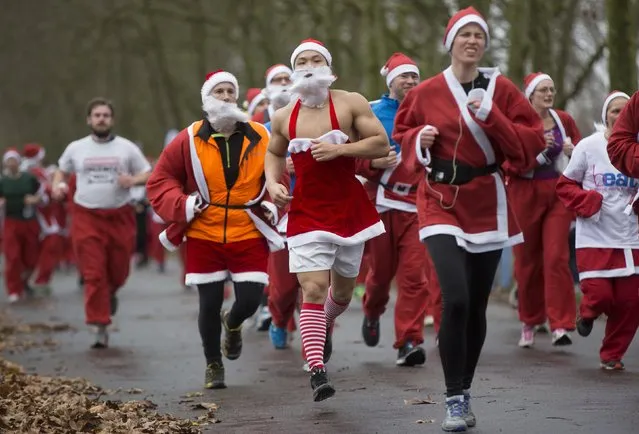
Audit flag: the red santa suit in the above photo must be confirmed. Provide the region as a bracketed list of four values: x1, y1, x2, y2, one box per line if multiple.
[556, 119, 639, 365]
[608, 91, 639, 177]
[355, 53, 431, 351]
[508, 73, 581, 338]
[58, 135, 151, 326]
[393, 67, 545, 252]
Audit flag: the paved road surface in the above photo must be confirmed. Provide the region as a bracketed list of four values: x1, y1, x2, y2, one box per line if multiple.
[4, 260, 639, 434]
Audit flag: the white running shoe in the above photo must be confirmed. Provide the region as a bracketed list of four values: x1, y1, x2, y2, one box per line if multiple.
[518, 325, 535, 348]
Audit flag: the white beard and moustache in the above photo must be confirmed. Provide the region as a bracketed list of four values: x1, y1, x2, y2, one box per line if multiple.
[289, 65, 336, 108]
[202, 95, 249, 133]
[267, 84, 292, 111]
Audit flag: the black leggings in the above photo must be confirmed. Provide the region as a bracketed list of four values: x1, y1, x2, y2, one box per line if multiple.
[426, 234, 502, 397]
[197, 281, 264, 364]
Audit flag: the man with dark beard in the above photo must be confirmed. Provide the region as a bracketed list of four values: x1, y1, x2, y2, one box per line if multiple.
[264, 39, 390, 401]
[51, 98, 151, 348]
[146, 70, 286, 390]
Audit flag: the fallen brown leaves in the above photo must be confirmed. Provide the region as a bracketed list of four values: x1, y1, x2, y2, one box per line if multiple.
[0, 311, 218, 433]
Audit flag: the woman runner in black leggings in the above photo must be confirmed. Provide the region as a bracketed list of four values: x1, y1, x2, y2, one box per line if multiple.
[393, 7, 546, 432]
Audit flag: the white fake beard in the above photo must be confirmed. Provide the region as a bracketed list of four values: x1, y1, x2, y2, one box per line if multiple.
[267, 84, 292, 110]
[289, 65, 336, 108]
[202, 95, 249, 133]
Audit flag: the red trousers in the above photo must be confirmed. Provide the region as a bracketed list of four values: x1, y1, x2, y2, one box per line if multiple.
[580, 276, 639, 361]
[509, 178, 576, 330]
[362, 210, 429, 348]
[34, 234, 65, 285]
[267, 248, 300, 328]
[72, 204, 135, 325]
[3, 218, 40, 296]
[148, 220, 166, 266]
[425, 250, 442, 334]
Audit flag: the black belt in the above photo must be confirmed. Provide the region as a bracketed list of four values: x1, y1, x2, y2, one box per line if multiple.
[428, 157, 498, 186]
[376, 182, 418, 194]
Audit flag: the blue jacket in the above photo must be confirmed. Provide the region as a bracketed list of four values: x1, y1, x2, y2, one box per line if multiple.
[264, 121, 296, 192]
[370, 94, 400, 154]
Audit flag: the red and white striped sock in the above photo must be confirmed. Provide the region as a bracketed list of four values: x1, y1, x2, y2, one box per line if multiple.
[324, 287, 350, 330]
[299, 303, 326, 370]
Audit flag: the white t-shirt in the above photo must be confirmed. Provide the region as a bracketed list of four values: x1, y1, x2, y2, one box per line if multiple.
[562, 131, 639, 249]
[58, 135, 151, 209]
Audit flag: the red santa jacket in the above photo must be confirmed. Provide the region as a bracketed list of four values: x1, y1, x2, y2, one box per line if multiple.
[608, 91, 639, 178]
[393, 66, 546, 253]
[505, 108, 582, 178]
[146, 120, 286, 252]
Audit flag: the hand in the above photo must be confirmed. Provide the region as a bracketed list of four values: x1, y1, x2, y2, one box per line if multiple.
[371, 150, 398, 169]
[193, 195, 208, 214]
[52, 182, 68, 201]
[468, 100, 481, 112]
[310, 140, 341, 162]
[24, 194, 40, 206]
[419, 127, 439, 149]
[266, 182, 292, 208]
[562, 138, 574, 157]
[286, 156, 295, 175]
[117, 174, 135, 188]
[544, 132, 555, 149]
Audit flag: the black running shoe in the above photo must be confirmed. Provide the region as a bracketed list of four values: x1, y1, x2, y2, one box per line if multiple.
[110, 294, 118, 316]
[204, 361, 227, 389]
[222, 310, 243, 360]
[323, 326, 333, 363]
[577, 317, 594, 337]
[396, 341, 426, 367]
[310, 366, 335, 402]
[362, 316, 380, 347]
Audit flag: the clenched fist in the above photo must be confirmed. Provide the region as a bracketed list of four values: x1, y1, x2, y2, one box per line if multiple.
[266, 181, 292, 208]
[419, 127, 439, 149]
[371, 150, 398, 169]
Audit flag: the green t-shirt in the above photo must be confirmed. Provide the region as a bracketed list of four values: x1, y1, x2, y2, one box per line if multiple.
[0, 172, 40, 220]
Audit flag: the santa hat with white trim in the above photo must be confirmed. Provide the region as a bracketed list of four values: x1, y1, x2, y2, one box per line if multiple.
[523, 72, 553, 100]
[601, 90, 631, 126]
[265, 64, 293, 87]
[380, 52, 420, 88]
[22, 143, 45, 162]
[290, 38, 332, 68]
[200, 70, 240, 103]
[244, 88, 267, 116]
[3, 147, 21, 163]
[443, 6, 490, 52]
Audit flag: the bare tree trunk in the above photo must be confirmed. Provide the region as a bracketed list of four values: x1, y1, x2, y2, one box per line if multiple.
[506, 0, 529, 85]
[606, 0, 638, 93]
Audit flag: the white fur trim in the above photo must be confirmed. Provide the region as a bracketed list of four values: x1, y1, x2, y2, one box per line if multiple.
[415, 126, 433, 171]
[3, 150, 20, 162]
[290, 42, 332, 67]
[36, 148, 45, 161]
[445, 14, 490, 51]
[385, 64, 420, 87]
[158, 230, 180, 252]
[474, 90, 493, 122]
[229, 271, 269, 285]
[266, 65, 293, 86]
[260, 201, 279, 226]
[524, 74, 552, 99]
[602, 91, 630, 126]
[247, 92, 267, 116]
[201, 71, 239, 102]
[286, 220, 386, 248]
[185, 270, 229, 285]
[185, 194, 198, 223]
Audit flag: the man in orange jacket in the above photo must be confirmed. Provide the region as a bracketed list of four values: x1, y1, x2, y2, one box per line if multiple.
[147, 70, 285, 390]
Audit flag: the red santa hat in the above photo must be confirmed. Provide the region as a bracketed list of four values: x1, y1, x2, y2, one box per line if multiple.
[601, 90, 630, 126]
[290, 38, 332, 68]
[22, 143, 45, 161]
[265, 64, 293, 87]
[380, 52, 420, 87]
[3, 147, 21, 163]
[443, 7, 490, 52]
[523, 72, 553, 100]
[246, 87, 267, 116]
[201, 70, 240, 102]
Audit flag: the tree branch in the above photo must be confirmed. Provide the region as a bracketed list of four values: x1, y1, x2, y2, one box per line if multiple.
[557, 41, 606, 107]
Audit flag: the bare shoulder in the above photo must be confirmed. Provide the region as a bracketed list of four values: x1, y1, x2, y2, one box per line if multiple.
[271, 104, 294, 133]
[333, 90, 371, 113]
